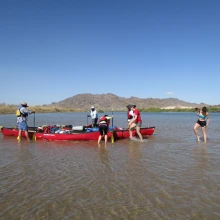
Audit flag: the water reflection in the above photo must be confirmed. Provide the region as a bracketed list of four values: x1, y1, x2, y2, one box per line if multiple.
[127, 141, 143, 162]
[193, 142, 208, 170]
[98, 144, 110, 165]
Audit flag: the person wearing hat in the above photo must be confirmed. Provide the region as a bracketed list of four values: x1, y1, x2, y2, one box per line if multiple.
[128, 105, 143, 141]
[90, 106, 98, 127]
[16, 102, 35, 141]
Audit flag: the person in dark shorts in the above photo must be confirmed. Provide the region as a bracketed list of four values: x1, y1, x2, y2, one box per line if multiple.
[193, 106, 210, 142]
[98, 115, 113, 144]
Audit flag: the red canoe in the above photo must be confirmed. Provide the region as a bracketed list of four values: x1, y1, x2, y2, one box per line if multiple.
[1, 126, 155, 141]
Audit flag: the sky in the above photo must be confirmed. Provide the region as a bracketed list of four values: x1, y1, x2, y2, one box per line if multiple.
[0, 0, 220, 106]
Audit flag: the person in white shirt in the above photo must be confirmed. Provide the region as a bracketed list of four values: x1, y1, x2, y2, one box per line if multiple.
[90, 106, 98, 127]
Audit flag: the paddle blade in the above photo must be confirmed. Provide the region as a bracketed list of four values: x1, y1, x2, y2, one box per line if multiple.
[111, 131, 114, 143]
[33, 133, 36, 141]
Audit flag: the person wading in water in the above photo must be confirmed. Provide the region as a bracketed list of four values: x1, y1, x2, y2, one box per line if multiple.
[193, 106, 210, 142]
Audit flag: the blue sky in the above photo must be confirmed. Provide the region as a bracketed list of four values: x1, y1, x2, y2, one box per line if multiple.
[0, 0, 219, 106]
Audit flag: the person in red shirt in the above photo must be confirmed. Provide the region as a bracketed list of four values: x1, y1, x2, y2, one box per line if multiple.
[128, 105, 143, 141]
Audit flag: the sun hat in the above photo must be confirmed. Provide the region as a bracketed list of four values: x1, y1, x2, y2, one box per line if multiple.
[91, 106, 95, 109]
[126, 104, 133, 109]
[21, 102, 29, 107]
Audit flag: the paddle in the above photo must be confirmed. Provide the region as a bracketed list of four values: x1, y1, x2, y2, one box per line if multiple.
[33, 112, 35, 127]
[111, 109, 114, 143]
[87, 111, 91, 125]
[33, 112, 36, 141]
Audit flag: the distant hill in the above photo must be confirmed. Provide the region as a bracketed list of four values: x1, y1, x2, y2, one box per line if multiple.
[50, 93, 207, 111]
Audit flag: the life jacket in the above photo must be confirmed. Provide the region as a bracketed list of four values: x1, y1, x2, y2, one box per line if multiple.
[127, 111, 133, 119]
[98, 116, 110, 126]
[16, 106, 28, 117]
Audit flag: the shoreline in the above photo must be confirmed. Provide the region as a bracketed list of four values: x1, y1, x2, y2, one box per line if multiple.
[0, 105, 220, 115]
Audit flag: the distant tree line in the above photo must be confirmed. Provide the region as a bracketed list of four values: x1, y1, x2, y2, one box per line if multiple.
[139, 107, 220, 113]
[0, 105, 220, 115]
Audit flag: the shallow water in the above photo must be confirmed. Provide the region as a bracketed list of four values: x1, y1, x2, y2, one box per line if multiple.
[0, 112, 219, 219]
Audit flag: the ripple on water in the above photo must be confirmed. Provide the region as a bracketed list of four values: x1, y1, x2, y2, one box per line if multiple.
[0, 112, 220, 219]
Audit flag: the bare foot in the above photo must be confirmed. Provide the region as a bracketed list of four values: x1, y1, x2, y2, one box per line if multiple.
[197, 136, 200, 142]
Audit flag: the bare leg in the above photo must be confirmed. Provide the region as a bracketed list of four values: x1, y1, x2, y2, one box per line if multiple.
[25, 131, 30, 141]
[98, 135, 102, 144]
[127, 123, 130, 129]
[104, 135, 108, 143]
[129, 129, 132, 139]
[136, 126, 143, 141]
[17, 130, 22, 140]
[201, 127, 207, 142]
[193, 123, 200, 142]
[129, 123, 136, 138]
[128, 124, 132, 138]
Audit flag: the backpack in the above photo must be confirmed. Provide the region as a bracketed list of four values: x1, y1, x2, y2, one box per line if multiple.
[16, 106, 28, 117]
[16, 109, 21, 117]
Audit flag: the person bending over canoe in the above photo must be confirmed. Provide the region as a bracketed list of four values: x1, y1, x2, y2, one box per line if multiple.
[128, 105, 143, 141]
[16, 102, 35, 141]
[193, 106, 210, 142]
[98, 115, 113, 144]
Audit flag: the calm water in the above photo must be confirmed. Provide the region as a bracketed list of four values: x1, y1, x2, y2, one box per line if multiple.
[0, 112, 219, 220]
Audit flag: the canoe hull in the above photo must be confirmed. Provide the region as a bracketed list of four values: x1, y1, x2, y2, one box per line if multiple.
[1, 127, 155, 141]
[1, 128, 35, 139]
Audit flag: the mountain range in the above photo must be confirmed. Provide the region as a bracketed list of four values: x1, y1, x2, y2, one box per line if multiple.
[50, 93, 207, 111]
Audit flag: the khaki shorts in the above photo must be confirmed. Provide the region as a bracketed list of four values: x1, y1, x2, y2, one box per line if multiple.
[131, 122, 142, 129]
[136, 122, 142, 127]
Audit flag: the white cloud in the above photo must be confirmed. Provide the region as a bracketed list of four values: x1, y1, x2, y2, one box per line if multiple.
[165, 92, 175, 96]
